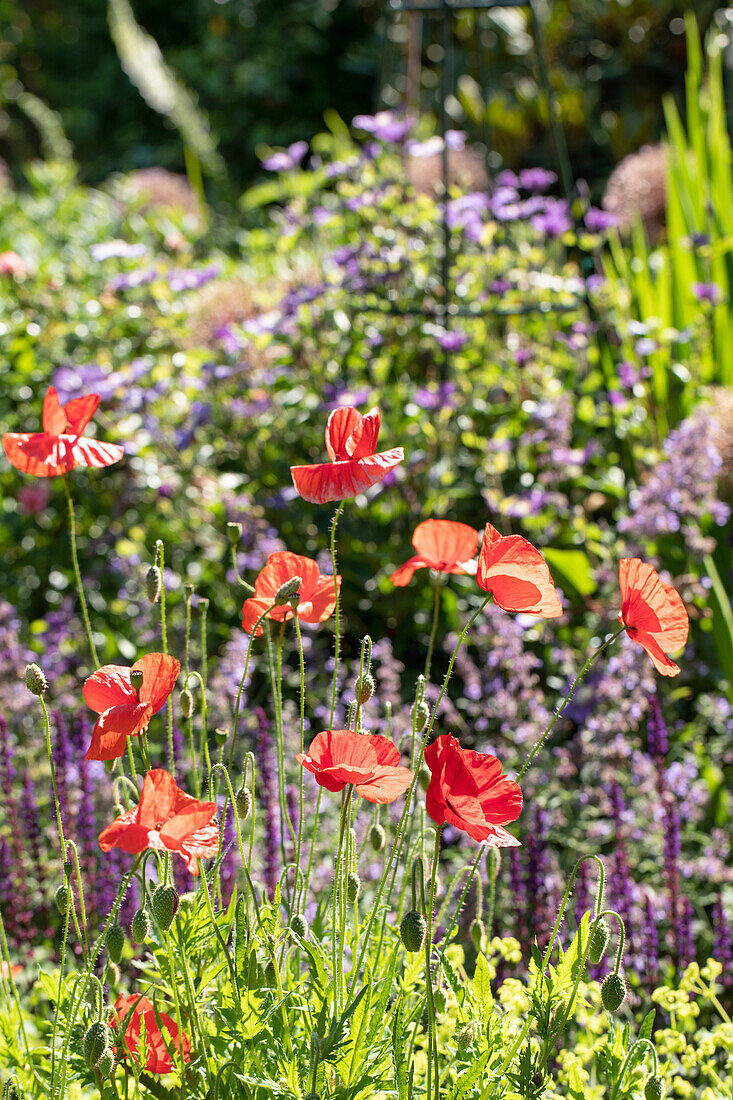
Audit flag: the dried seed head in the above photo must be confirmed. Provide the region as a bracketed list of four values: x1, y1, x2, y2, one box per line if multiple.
[400, 910, 427, 952]
[130, 669, 143, 694]
[25, 663, 47, 697]
[145, 564, 162, 603]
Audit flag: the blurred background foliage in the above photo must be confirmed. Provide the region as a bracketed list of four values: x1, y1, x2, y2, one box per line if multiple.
[0, 0, 725, 193]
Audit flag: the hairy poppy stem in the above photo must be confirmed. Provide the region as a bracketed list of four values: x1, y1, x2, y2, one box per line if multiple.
[155, 539, 176, 777]
[328, 501, 345, 727]
[62, 473, 99, 670]
[293, 614, 307, 909]
[332, 784, 353, 1014]
[424, 573, 442, 682]
[516, 626, 625, 781]
[423, 826, 442, 1100]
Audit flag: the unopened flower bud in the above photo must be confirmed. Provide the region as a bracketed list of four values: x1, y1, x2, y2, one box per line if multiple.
[151, 884, 179, 931]
[369, 824, 386, 851]
[235, 786, 252, 821]
[95, 1047, 115, 1079]
[145, 565, 162, 603]
[227, 522, 242, 546]
[179, 689, 194, 718]
[347, 872, 361, 902]
[55, 883, 70, 915]
[470, 918, 486, 952]
[274, 576, 302, 606]
[131, 908, 151, 945]
[215, 727, 229, 746]
[354, 673, 375, 705]
[83, 1021, 110, 1069]
[400, 910, 427, 952]
[290, 914, 309, 940]
[412, 701, 430, 732]
[456, 1019, 482, 1051]
[601, 972, 627, 1012]
[25, 663, 47, 696]
[105, 924, 125, 964]
[130, 669, 143, 695]
[418, 765, 431, 793]
[178, 891, 196, 911]
[644, 1076, 666, 1100]
[433, 988, 447, 1013]
[264, 959, 277, 988]
[588, 918, 611, 965]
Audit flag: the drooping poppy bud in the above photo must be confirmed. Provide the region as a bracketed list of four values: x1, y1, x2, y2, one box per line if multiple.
[151, 884, 179, 931]
[644, 1076, 665, 1100]
[601, 973, 627, 1012]
[369, 824, 386, 851]
[470, 918, 486, 952]
[146, 565, 162, 603]
[131, 908, 151, 945]
[95, 1048, 116, 1079]
[354, 673, 375, 705]
[25, 663, 47, 697]
[264, 959, 278, 988]
[456, 1020, 482, 1051]
[55, 883, 70, 915]
[179, 689, 194, 718]
[105, 924, 125, 964]
[347, 872, 361, 902]
[235, 787, 252, 820]
[290, 914, 309, 940]
[411, 701, 430, 732]
[400, 910, 427, 952]
[83, 1021, 110, 1069]
[588, 919, 610, 965]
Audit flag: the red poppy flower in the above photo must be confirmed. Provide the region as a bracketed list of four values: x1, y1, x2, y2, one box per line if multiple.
[290, 406, 404, 504]
[83, 653, 181, 761]
[2, 385, 123, 478]
[241, 551, 341, 637]
[390, 519, 479, 586]
[618, 558, 689, 676]
[111, 993, 191, 1074]
[296, 729, 413, 804]
[98, 769, 218, 874]
[476, 524, 562, 617]
[424, 733, 522, 845]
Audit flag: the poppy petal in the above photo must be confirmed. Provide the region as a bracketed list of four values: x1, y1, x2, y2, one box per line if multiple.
[485, 824, 520, 848]
[325, 406, 362, 462]
[346, 407, 381, 459]
[254, 551, 320, 601]
[98, 812, 151, 855]
[241, 596, 285, 636]
[180, 823, 221, 873]
[412, 519, 479, 569]
[42, 387, 67, 434]
[83, 665, 136, 713]
[291, 448, 404, 504]
[477, 528, 562, 617]
[628, 631, 682, 677]
[64, 393, 101, 434]
[354, 764, 413, 804]
[66, 435, 124, 470]
[159, 802, 217, 847]
[2, 433, 75, 477]
[390, 556, 428, 587]
[298, 573, 340, 624]
[132, 653, 181, 713]
[85, 702, 153, 761]
[137, 769, 179, 828]
[619, 559, 688, 651]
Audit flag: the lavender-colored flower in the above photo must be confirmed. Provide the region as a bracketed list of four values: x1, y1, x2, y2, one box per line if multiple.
[531, 199, 571, 238]
[692, 281, 722, 305]
[525, 806, 554, 949]
[519, 167, 556, 192]
[640, 894, 660, 989]
[713, 894, 732, 984]
[90, 240, 147, 262]
[436, 329, 468, 352]
[107, 267, 158, 293]
[405, 130, 466, 158]
[167, 264, 220, 292]
[646, 693, 669, 761]
[20, 772, 43, 884]
[584, 207, 618, 232]
[261, 141, 308, 172]
[676, 894, 695, 971]
[411, 382, 457, 412]
[352, 111, 415, 143]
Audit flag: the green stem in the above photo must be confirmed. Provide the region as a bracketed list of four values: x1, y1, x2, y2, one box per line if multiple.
[156, 540, 175, 776]
[332, 785, 353, 1014]
[423, 827, 442, 1100]
[329, 502, 345, 727]
[293, 614, 307, 909]
[228, 603, 277, 773]
[62, 473, 99, 669]
[516, 627, 624, 781]
[424, 574, 442, 682]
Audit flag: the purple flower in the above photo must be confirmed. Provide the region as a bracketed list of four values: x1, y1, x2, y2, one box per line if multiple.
[108, 267, 158, 293]
[531, 199, 571, 238]
[519, 167, 557, 192]
[90, 240, 147, 262]
[352, 111, 415, 143]
[405, 130, 466, 158]
[261, 141, 309, 172]
[692, 281, 722, 305]
[436, 329, 468, 351]
[489, 279, 512, 295]
[584, 207, 618, 232]
[167, 264, 220, 292]
[411, 382, 457, 412]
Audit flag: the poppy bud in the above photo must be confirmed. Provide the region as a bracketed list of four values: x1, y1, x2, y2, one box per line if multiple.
[290, 914, 309, 940]
[601, 972, 627, 1012]
[418, 765, 431, 793]
[180, 689, 194, 718]
[178, 891, 196, 911]
[130, 669, 143, 695]
[184, 582, 195, 598]
[235, 786, 252, 820]
[347, 872, 361, 902]
[227, 522, 242, 546]
[456, 1020, 482, 1051]
[470, 918, 486, 952]
[644, 1076, 665, 1100]
[55, 883, 70, 915]
[105, 924, 125, 964]
[433, 988, 447, 1014]
[411, 701, 430, 732]
[215, 727, 229, 746]
[354, 673, 375, 705]
[264, 960, 277, 988]
[369, 823, 386, 851]
[131, 908, 151, 944]
[25, 663, 47, 697]
[400, 910, 427, 952]
[151, 884, 179, 931]
[95, 1047, 115, 1080]
[274, 576, 302, 606]
[83, 1021, 110, 1069]
[146, 565, 162, 603]
[588, 918, 610, 965]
